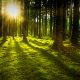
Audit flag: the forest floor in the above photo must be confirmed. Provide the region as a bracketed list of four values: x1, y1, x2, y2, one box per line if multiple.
[0, 36, 80, 80]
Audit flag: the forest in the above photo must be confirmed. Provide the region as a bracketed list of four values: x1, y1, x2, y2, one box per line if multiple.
[0, 0, 80, 80]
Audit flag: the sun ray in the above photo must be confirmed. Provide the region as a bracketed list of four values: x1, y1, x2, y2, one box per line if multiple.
[6, 3, 20, 18]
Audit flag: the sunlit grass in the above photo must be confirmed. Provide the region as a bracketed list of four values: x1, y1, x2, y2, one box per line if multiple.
[0, 37, 80, 80]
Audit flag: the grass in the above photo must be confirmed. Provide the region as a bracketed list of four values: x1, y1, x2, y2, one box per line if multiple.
[0, 36, 80, 80]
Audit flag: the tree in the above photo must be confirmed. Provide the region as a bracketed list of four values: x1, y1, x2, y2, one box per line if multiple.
[71, 0, 79, 46]
[34, 0, 39, 37]
[0, 0, 2, 37]
[63, 0, 67, 40]
[42, 0, 47, 36]
[69, 0, 73, 39]
[53, 0, 64, 48]
[48, 0, 53, 38]
[22, 0, 29, 42]
[38, 0, 42, 38]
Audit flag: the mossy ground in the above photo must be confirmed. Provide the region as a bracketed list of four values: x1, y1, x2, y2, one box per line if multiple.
[0, 37, 80, 80]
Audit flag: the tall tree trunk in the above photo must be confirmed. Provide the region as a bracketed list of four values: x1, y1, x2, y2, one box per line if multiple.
[63, 0, 67, 40]
[0, 0, 2, 37]
[45, 6, 47, 36]
[69, 0, 73, 40]
[3, 17, 7, 40]
[50, 3, 53, 37]
[35, 0, 39, 37]
[53, 0, 63, 48]
[38, 0, 42, 38]
[22, 0, 28, 42]
[53, 0, 57, 40]
[71, 0, 79, 45]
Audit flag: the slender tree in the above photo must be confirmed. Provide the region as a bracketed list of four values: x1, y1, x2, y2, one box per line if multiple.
[34, 0, 39, 37]
[69, 0, 73, 39]
[71, 0, 79, 45]
[52, 0, 57, 40]
[48, 0, 53, 37]
[53, 0, 64, 48]
[0, 0, 2, 37]
[63, 0, 67, 40]
[42, 0, 47, 36]
[22, 0, 29, 42]
[38, 0, 42, 38]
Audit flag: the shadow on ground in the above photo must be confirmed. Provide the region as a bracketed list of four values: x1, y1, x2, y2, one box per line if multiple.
[24, 41, 80, 80]
[13, 39, 50, 80]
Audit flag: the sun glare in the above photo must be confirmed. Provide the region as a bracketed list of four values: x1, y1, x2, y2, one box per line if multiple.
[6, 4, 20, 18]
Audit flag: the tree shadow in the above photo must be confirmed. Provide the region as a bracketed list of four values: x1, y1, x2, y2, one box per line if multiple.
[25, 41, 80, 80]
[30, 40, 80, 65]
[0, 39, 14, 80]
[14, 39, 50, 80]
[61, 46, 80, 64]
[0, 38, 7, 47]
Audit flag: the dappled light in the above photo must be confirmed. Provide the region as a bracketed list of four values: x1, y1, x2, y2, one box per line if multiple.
[0, 37, 80, 80]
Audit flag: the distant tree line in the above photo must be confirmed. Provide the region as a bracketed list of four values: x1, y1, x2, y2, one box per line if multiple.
[0, 0, 80, 48]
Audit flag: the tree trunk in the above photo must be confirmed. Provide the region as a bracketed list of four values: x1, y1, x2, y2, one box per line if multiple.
[38, 0, 42, 38]
[71, 0, 79, 45]
[50, 3, 53, 37]
[53, 0, 63, 48]
[22, 0, 28, 42]
[63, 0, 67, 40]
[0, 0, 2, 37]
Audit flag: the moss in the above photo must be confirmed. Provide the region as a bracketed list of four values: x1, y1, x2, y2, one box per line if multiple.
[0, 37, 80, 80]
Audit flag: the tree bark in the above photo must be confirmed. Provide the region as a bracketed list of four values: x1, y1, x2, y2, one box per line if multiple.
[53, 0, 64, 48]
[71, 0, 79, 45]
[0, 0, 2, 37]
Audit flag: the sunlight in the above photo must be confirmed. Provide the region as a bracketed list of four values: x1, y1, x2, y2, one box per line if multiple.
[6, 4, 20, 18]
